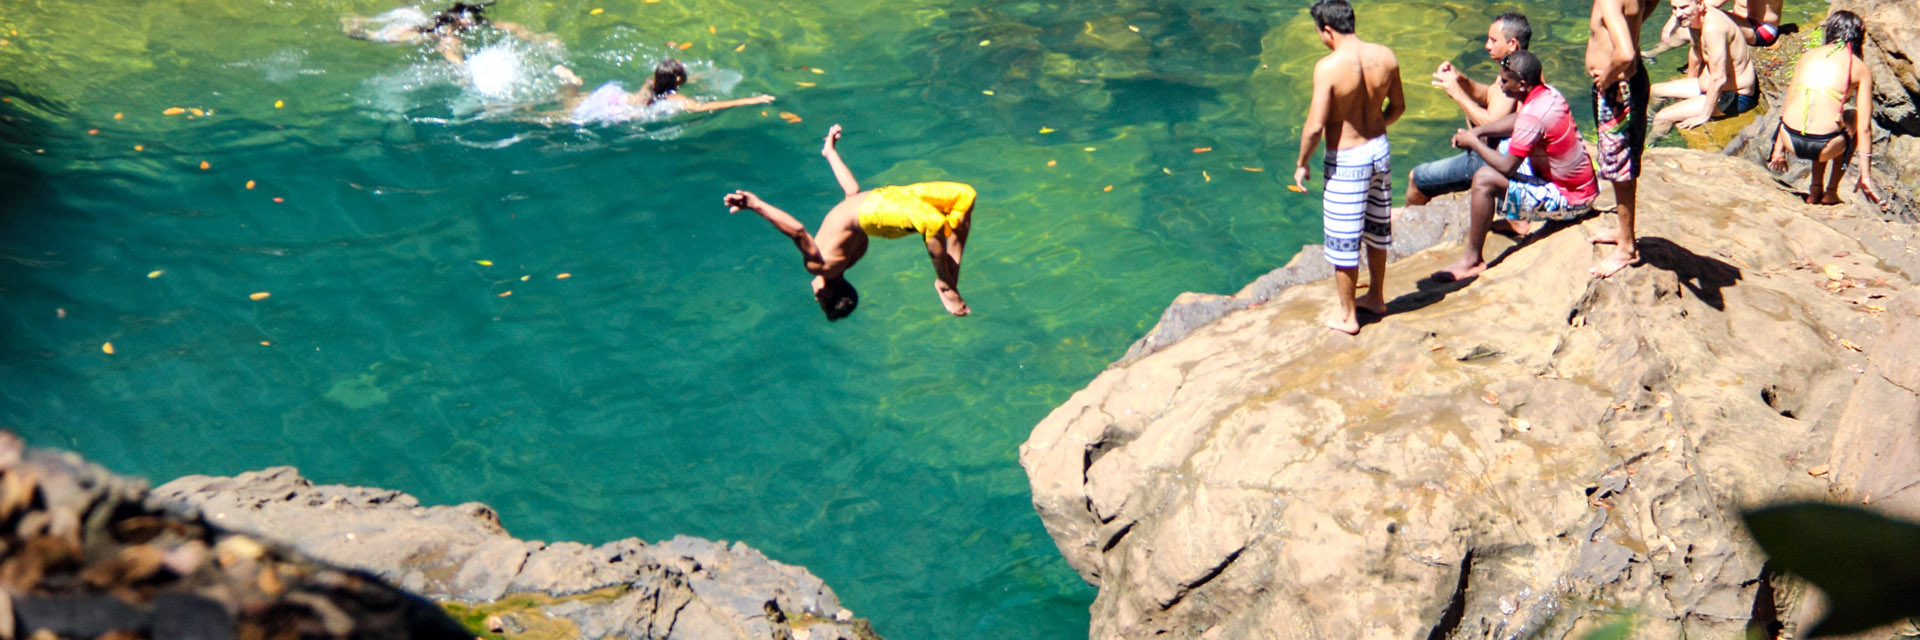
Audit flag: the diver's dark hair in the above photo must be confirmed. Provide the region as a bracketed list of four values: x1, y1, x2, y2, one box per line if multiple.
[1500, 50, 1544, 88]
[421, 2, 491, 34]
[817, 277, 859, 322]
[1823, 11, 1865, 56]
[1494, 12, 1532, 50]
[1310, 0, 1356, 35]
[651, 58, 689, 94]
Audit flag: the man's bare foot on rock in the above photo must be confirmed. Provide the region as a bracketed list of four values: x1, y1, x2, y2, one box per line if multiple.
[1435, 258, 1487, 282]
[936, 282, 970, 316]
[1590, 248, 1638, 279]
[1819, 193, 1843, 205]
[1491, 218, 1533, 237]
[1357, 293, 1387, 316]
[1590, 228, 1625, 245]
[1326, 314, 1360, 335]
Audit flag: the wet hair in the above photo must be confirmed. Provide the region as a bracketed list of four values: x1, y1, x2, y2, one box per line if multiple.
[1500, 50, 1543, 88]
[1823, 11, 1865, 56]
[650, 58, 689, 94]
[421, 2, 490, 34]
[816, 277, 859, 321]
[1493, 13, 1532, 50]
[1310, 0, 1356, 35]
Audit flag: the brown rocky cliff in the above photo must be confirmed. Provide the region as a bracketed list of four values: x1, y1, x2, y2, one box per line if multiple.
[1021, 149, 1920, 639]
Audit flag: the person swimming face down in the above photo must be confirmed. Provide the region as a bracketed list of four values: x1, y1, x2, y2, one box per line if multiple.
[420, 2, 490, 34]
[814, 276, 859, 321]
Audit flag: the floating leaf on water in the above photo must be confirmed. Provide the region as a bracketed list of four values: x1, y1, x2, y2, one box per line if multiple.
[1287, 184, 1306, 193]
[1825, 264, 1845, 280]
[981, 89, 994, 95]
[1193, 147, 1212, 153]
[1083, 146, 1095, 152]
[475, 260, 493, 266]
[1038, 127, 1054, 134]
[556, 273, 572, 279]
[497, 291, 513, 298]
[1128, 25, 1140, 32]
[709, 25, 716, 34]
[249, 292, 271, 301]
[188, 108, 205, 117]
[102, 342, 114, 355]
[1481, 390, 1499, 405]
[735, 43, 746, 52]
[55, 308, 65, 319]
[272, 197, 283, 203]
[520, 275, 530, 281]
[979, 40, 990, 46]
[87, 129, 98, 135]
[273, 100, 284, 109]
[199, 160, 210, 170]
[678, 41, 693, 50]
[810, 68, 825, 75]
[113, 112, 123, 120]
[1045, 160, 1055, 167]
[147, 270, 163, 279]
[1103, 185, 1113, 192]
[1243, 166, 1263, 172]
[245, 180, 255, 190]
[589, 7, 604, 14]
[259, 341, 270, 346]
[163, 107, 185, 116]
[1202, 170, 1211, 182]
[133, 145, 143, 151]
[778, 112, 802, 123]
[1162, 167, 1172, 175]
[795, 81, 816, 87]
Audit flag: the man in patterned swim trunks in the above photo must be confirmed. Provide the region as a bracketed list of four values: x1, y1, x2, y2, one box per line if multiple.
[1586, 0, 1659, 278]
[1294, 0, 1406, 335]
[1437, 51, 1600, 281]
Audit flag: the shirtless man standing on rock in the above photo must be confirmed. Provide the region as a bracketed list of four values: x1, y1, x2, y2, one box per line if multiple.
[1295, 0, 1406, 335]
[1586, 0, 1659, 279]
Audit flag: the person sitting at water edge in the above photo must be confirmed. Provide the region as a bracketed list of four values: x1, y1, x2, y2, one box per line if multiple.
[726, 125, 976, 319]
[1648, 0, 1758, 141]
[1295, 0, 1405, 336]
[342, 2, 554, 64]
[1406, 12, 1533, 206]
[1646, 0, 1783, 56]
[1585, 0, 1659, 279]
[1768, 11, 1885, 209]
[1437, 51, 1601, 282]
[552, 59, 774, 124]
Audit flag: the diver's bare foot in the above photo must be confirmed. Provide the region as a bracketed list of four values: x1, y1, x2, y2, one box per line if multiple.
[1357, 293, 1387, 315]
[1326, 314, 1360, 335]
[1590, 248, 1638, 279]
[1590, 228, 1625, 245]
[936, 282, 970, 316]
[1436, 257, 1487, 282]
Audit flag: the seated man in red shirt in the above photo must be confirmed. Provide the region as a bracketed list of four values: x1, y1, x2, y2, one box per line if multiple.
[1437, 50, 1601, 281]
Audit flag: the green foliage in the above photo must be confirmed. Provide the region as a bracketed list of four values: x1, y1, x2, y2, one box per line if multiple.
[1579, 612, 1637, 640]
[1743, 503, 1920, 637]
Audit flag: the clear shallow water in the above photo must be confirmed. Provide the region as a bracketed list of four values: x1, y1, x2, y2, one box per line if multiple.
[0, 0, 1815, 637]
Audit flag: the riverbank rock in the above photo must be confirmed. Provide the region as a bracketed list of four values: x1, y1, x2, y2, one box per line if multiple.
[1829, 0, 1920, 135]
[153, 467, 879, 640]
[1022, 149, 1920, 639]
[0, 431, 473, 639]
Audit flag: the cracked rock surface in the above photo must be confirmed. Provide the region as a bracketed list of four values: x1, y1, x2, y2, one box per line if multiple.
[1022, 149, 1920, 639]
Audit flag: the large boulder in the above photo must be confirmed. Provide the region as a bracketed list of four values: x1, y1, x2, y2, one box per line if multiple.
[1022, 149, 1920, 639]
[1829, 0, 1920, 135]
[153, 468, 879, 640]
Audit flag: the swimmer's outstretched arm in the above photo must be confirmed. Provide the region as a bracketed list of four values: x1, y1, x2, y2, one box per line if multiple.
[725, 190, 835, 276]
[438, 34, 466, 64]
[820, 125, 859, 197]
[669, 94, 777, 113]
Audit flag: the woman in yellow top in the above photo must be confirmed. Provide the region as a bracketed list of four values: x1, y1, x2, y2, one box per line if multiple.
[725, 125, 976, 320]
[1767, 11, 1884, 208]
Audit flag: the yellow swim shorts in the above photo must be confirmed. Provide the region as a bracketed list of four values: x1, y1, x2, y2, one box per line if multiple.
[857, 182, 976, 240]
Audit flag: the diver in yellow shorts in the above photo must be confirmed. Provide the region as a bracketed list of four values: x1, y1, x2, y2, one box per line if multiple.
[725, 124, 975, 319]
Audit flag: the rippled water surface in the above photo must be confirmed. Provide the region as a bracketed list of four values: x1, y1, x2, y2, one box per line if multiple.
[0, 0, 1818, 636]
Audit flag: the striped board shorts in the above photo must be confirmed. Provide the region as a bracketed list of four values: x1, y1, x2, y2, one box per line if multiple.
[1322, 135, 1392, 269]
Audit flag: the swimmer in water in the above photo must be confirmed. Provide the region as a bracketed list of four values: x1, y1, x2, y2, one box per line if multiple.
[342, 2, 554, 63]
[725, 125, 977, 319]
[550, 59, 775, 124]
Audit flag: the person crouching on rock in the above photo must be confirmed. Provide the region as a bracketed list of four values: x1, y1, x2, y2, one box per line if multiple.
[726, 125, 976, 319]
[1436, 51, 1600, 282]
[1295, 0, 1406, 336]
[1767, 10, 1885, 209]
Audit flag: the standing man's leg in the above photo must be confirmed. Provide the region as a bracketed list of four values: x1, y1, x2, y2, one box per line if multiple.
[1324, 156, 1370, 335]
[1359, 143, 1393, 314]
[1591, 62, 1648, 278]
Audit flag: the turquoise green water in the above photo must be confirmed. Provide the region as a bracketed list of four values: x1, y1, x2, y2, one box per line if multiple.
[0, 0, 1816, 637]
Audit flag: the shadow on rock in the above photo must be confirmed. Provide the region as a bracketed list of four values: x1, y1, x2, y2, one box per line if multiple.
[1635, 236, 1743, 311]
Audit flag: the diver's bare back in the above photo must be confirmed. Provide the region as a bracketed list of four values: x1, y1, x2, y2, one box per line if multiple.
[1586, 0, 1655, 78]
[1321, 41, 1399, 150]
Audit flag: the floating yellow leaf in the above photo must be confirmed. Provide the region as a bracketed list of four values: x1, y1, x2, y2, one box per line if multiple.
[1287, 184, 1306, 193]
[1083, 147, 1095, 152]
[199, 160, 211, 170]
[497, 291, 513, 298]
[778, 112, 802, 123]
[1202, 170, 1211, 182]
[260, 341, 271, 346]
[589, 7, 604, 14]
[556, 273, 572, 279]
[272, 197, 283, 203]
[519, 275, 530, 281]
[979, 39, 990, 46]
[981, 90, 994, 95]
[245, 180, 256, 190]
[274, 100, 284, 109]
[147, 270, 164, 279]
[810, 67, 825, 75]
[1038, 127, 1054, 134]
[1243, 166, 1263, 172]
[56, 308, 66, 319]
[1046, 160, 1056, 167]
[475, 260, 493, 266]
[1128, 25, 1140, 32]
[678, 41, 693, 50]
[188, 108, 205, 117]
[1103, 185, 1113, 192]
[794, 81, 816, 87]
[709, 25, 716, 34]
[1193, 146, 1212, 153]
[163, 107, 185, 116]
[735, 43, 746, 52]
[133, 145, 144, 151]
[113, 112, 123, 120]
[1162, 167, 1172, 175]
[102, 342, 114, 355]
[88, 129, 98, 135]
[249, 292, 271, 300]
[1824, 264, 1845, 281]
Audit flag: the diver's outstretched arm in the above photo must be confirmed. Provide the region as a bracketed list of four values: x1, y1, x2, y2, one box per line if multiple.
[676, 94, 776, 113]
[821, 125, 860, 197]
[725, 190, 832, 276]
